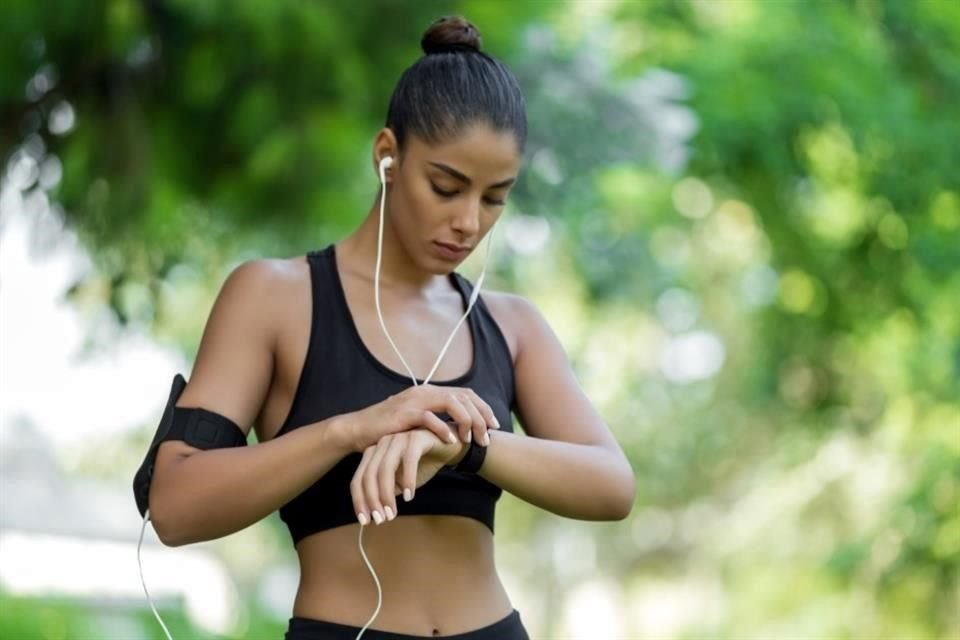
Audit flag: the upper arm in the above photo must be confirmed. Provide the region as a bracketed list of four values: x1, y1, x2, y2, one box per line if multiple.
[507, 294, 623, 454]
[155, 259, 279, 464]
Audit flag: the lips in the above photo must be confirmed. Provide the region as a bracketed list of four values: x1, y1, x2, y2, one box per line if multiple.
[433, 241, 471, 261]
[437, 242, 470, 252]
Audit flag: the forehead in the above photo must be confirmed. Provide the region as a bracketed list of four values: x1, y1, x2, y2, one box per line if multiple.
[406, 122, 522, 178]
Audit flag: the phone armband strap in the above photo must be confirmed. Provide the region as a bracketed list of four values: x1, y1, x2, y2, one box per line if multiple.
[133, 373, 249, 518]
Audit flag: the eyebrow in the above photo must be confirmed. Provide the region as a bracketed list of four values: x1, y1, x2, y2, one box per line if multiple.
[428, 161, 516, 189]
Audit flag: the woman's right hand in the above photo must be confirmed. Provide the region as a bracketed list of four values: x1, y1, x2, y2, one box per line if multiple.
[340, 384, 500, 453]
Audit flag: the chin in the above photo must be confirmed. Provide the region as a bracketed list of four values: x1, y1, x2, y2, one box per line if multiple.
[423, 257, 458, 275]
[420, 241, 469, 273]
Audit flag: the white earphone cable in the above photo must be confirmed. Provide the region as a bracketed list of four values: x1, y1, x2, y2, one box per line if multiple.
[138, 509, 175, 640]
[356, 157, 495, 639]
[375, 158, 494, 387]
[137, 156, 495, 640]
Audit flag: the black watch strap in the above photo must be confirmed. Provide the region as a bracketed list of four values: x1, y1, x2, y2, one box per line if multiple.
[452, 438, 487, 474]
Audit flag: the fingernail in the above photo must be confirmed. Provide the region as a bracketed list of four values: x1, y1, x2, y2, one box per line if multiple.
[493, 418, 501, 429]
[372, 511, 383, 525]
[384, 506, 395, 521]
[404, 488, 413, 502]
[482, 432, 490, 446]
[467, 431, 472, 443]
[448, 432, 458, 444]
[358, 513, 368, 526]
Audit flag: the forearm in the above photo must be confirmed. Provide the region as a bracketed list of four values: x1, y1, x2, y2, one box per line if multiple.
[478, 430, 635, 520]
[150, 415, 354, 546]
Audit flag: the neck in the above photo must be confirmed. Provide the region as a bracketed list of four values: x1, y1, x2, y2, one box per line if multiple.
[337, 196, 446, 294]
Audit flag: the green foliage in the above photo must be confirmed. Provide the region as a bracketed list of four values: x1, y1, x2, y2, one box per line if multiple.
[3, 0, 959, 637]
[2, 0, 551, 336]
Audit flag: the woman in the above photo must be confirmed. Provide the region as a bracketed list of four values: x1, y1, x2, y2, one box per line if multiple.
[146, 15, 635, 640]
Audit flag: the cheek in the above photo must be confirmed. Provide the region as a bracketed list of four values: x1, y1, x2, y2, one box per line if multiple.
[391, 179, 424, 214]
[392, 184, 444, 233]
[396, 177, 429, 207]
[412, 183, 439, 208]
[406, 183, 449, 219]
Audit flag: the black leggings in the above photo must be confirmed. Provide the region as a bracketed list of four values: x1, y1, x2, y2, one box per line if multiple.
[284, 609, 530, 640]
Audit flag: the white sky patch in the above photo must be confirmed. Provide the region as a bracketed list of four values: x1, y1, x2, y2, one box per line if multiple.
[0, 186, 184, 449]
[659, 330, 726, 384]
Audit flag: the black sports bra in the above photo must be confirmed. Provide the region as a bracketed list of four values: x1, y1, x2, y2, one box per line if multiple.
[274, 244, 517, 545]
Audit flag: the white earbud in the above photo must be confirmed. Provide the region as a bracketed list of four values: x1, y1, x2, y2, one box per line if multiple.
[358, 148, 497, 640]
[378, 156, 394, 184]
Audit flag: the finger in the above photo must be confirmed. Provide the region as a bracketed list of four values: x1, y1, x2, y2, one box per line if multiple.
[363, 438, 392, 525]
[400, 445, 421, 503]
[459, 394, 486, 444]
[444, 393, 474, 438]
[378, 436, 407, 521]
[428, 387, 472, 436]
[351, 447, 376, 526]
[466, 389, 500, 431]
[422, 409, 458, 445]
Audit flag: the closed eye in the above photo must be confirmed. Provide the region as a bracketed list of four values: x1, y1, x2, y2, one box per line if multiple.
[431, 183, 506, 206]
[431, 184, 457, 198]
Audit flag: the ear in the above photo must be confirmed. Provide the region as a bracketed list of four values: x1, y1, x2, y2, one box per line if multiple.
[373, 127, 399, 181]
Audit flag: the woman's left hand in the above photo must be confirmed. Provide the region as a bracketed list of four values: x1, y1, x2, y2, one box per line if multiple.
[350, 428, 464, 526]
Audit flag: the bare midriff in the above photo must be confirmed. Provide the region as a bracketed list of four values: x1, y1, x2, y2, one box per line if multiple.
[291, 514, 514, 636]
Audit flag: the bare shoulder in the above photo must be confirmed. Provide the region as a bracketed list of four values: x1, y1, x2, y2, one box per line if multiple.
[173, 254, 308, 415]
[235, 254, 311, 310]
[477, 289, 546, 365]
[482, 288, 632, 463]
[244, 253, 309, 288]
[223, 255, 300, 292]
[154, 254, 308, 466]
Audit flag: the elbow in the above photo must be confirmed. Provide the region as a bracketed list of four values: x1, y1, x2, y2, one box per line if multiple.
[149, 510, 179, 547]
[148, 497, 191, 548]
[155, 520, 192, 548]
[595, 449, 636, 521]
[610, 468, 637, 521]
[608, 496, 634, 522]
[583, 452, 637, 521]
[614, 494, 635, 521]
[157, 527, 190, 548]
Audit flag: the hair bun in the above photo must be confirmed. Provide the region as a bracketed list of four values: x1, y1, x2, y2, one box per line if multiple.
[421, 16, 482, 55]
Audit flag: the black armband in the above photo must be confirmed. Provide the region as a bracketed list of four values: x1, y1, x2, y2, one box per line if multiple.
[133, 373, 249, 519]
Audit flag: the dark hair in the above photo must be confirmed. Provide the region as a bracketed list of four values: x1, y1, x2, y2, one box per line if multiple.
[385, 16, 527, 154]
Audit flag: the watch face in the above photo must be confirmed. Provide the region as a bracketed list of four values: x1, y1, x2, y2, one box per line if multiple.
[454, 439, 486, 474]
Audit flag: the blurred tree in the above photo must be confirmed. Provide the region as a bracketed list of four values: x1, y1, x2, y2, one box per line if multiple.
[602, 0, 960, 636]
[3, 0, 959, 637]
[0, 0, 553, 344]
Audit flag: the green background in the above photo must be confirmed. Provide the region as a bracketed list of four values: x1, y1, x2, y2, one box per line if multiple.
[1, 0, 958, 638]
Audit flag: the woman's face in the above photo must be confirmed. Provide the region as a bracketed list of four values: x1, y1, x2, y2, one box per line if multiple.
[383, 122, 522, 274]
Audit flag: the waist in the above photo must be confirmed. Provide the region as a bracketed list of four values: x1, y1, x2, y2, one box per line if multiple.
[292, 516, 512, 634]
[286, 609, 526, 640]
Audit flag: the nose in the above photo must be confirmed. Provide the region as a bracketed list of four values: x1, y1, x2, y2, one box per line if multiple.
[450, 198, 481, 238]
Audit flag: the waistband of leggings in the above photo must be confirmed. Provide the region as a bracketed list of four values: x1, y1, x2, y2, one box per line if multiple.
[286, 608, 524, 640]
